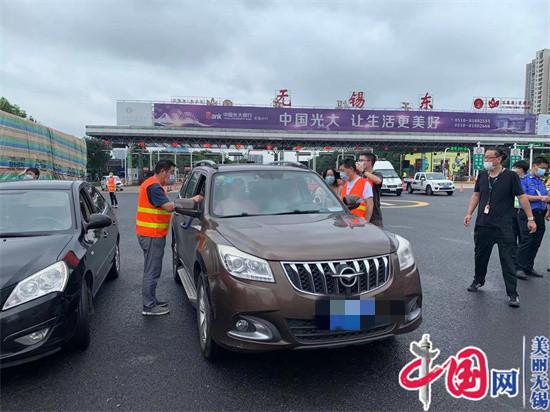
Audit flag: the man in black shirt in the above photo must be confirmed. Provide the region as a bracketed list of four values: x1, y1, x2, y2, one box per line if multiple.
[358, 152, 384, 227]
[464, 147, 536, 307]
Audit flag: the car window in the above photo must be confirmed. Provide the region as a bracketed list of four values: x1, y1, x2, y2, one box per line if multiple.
[183, 172, 201, 198]
[91, 187, 107, 212]
[79, 190, 93, 222]
[211, 170, 343, 217]
[0, 190, 73, 234]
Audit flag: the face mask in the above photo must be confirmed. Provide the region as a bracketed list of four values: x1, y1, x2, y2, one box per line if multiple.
[483, 161, 495, 171]
[340, 171, 349, 181]
[23, 174, 34, 180]
[168, 175, 176, 184]
[512, 168, 519, 174]
[325, 176, 335, 185]
[535, 168, 546, 177]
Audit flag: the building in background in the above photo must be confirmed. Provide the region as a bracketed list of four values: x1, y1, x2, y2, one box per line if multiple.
[248, 154, 264, 164]
[525, 49, 550, 114]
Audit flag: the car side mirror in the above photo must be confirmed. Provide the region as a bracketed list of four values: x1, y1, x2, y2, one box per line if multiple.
[343, 194, 361, 210]
[174, 198, 201, 218]
[86, 214, 112, 231]
[420, 176, 426, 180]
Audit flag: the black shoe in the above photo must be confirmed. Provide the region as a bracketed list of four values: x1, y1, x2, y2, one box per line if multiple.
[508, 296, 520, 308]
[467, 281, 484, 292]
[156, 300, 169, 308]
[527, 270, 544, 278]
[515, 270, 528, 280]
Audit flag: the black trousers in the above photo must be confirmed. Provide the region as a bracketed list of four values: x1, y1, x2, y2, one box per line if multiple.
[474, 225, 518, 297]
[516, 209, 547, 273]
[109, 192, 118, 206]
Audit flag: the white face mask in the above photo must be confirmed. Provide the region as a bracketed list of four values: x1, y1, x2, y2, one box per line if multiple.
[484, 161, 495, 171]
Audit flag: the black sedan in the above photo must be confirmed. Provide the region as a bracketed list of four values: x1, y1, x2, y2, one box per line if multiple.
[0, 180, 120, 367]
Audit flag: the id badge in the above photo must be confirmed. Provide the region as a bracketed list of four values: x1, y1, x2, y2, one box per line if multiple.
[484, 204, 490, 214]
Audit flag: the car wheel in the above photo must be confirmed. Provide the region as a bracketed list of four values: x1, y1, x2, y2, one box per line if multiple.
[172, 235, 182, 285]
[197, 276, 222, 360]
[396, 190, 402, 197]
[67, 279, 92, 350]
[107, 242, 120, 279]
[407, 185, 414, 194]
[426, 186, 433, 196]
[447, 191, 454, 196]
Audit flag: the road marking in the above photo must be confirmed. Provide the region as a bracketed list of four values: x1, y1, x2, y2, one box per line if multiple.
[380, 200, 429, 208]
[386, 225, 415, 230]
[439, 237, 470, 245]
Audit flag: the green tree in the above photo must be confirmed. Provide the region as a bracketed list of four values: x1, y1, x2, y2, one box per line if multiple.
[86, 137, 112, 180]
[0, 96, 28, 118]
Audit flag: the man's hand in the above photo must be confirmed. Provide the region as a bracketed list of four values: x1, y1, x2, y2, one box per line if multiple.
[192, 194, 204, 203]
[528, 220, 537, 233]
[356, 161, 365, 173]
[464, 214, 472, 226]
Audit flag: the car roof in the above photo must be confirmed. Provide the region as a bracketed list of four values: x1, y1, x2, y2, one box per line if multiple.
[0, 180, 82, 190]
[195, 164, 313, 174]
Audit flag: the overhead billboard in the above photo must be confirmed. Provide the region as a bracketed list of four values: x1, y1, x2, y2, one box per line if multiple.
[116, 101, 153, 126]
[152, 103, 536, 134]
[536, 114, 550, 136]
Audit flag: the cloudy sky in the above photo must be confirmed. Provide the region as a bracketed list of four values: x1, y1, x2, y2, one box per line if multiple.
[1, 0, 548, 136]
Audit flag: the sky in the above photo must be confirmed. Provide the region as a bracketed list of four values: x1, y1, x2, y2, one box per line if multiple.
[1, 0, 549, 137]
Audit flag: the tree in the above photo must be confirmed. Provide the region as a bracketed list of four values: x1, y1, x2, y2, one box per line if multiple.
[0, 97, 28, 118]
[86, 137, 112, 180]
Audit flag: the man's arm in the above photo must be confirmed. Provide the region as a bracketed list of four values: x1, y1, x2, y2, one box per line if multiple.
[518, 194, 537, 234]
[161, 194, 203, 212]
[464, 192, 480, 226]
[365, 197, 374, 222]
[363, 171, 382, 185]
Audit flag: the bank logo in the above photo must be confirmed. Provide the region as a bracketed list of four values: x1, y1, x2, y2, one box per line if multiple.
[399, 334, 549, 411]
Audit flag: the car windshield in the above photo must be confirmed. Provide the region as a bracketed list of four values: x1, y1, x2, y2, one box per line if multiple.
[426, 173, 446, 180]
[211, 170, 344, 217]
[0, 190, 73, 235]
[378, 169, 399, 178]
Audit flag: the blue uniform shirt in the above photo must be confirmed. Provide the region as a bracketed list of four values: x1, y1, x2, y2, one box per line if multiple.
[521, 174, 548, 211]
[146, 184, 170, 208]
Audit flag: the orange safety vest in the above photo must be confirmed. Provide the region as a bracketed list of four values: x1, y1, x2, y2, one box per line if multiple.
[136, 176, 172, 238]
[107, 176, 116, 192]
[341, 177, 368, 219]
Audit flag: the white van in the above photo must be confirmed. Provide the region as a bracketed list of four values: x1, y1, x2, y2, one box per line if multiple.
[373, 160, 403, 196]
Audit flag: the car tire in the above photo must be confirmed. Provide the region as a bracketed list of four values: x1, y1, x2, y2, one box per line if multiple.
[197, 276, 223, 360]
[426, 186, 433, 196]
[67, 279, 92, 350]
[447, 191, 454, 196]
[172, 234, 182, 285]
[396, 190, 402, 197]
[107, 242, 120, 279]
[407, 185, 414, 194]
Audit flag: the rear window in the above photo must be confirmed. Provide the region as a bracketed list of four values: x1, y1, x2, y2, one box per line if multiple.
[0, 190, 74, 234]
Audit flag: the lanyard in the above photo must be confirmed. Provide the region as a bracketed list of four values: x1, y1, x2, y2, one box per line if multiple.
[486, 169, 504, 205]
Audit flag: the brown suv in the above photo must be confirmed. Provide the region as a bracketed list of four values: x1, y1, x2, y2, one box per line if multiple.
[172, 161, 422, 359]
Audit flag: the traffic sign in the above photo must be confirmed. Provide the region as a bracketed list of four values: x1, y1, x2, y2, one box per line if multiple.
[448, 146, 469, 152]
[473, 146, 485, 171]
[528, 142, 545, 148]
[509, 148, 522, 168]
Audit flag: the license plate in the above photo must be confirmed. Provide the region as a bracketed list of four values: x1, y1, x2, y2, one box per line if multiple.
[315, 299, 404, 331]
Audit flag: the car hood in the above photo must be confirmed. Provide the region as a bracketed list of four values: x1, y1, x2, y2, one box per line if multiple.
[0, 234, 73, 290]
[383, 178, 402, 185]
[213, 213, 394, 261]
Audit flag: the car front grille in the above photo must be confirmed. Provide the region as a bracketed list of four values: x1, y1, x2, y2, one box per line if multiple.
[282, 256, 390, 296]
[287, 319, 393, 344]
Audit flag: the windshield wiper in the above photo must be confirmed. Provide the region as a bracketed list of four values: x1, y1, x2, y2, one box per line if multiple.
[219, 212, 258, 218]
[0, 232, 51, 238]
[272, 209, 321, 215]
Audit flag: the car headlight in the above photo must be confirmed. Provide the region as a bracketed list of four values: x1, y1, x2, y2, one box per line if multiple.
[395, 234, 415, 271]
[2, 261, 69, 311]
[218, 245, 274, 283]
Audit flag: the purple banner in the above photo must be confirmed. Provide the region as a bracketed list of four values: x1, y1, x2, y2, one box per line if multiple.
[153, 104, 536, 134]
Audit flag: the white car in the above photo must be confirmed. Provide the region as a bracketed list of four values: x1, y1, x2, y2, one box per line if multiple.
[407, 172, 455, 195]
[373, 160, 403, 196]
[100, 176, 124, 191]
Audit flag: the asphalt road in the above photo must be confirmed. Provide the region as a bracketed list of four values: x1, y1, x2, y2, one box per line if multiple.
[2, 189, 549, 411]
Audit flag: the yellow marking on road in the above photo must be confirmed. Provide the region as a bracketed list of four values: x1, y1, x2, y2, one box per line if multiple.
[380, 200, 430, 208]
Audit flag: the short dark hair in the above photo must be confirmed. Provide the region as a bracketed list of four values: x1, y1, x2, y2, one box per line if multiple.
[512, 160, 529, 173]
[154, 160, 176, 174]
[486, 146, 508, 162]
[359, 152, 377, 164]
[533, 156, 549, 166]
[26, 167, 40, 178]
[341, 158, 357, 171]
